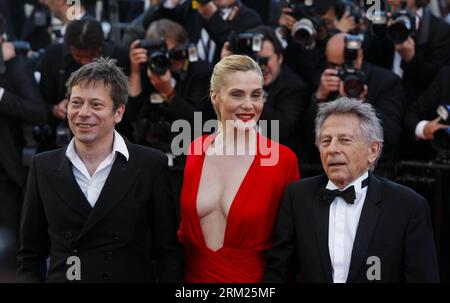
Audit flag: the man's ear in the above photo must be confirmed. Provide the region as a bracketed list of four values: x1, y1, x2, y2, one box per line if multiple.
[114, 104, 126, 124]
[368, 141, 381, 165]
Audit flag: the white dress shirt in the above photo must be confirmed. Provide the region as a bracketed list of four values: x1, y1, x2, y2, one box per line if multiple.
[65, 130, 129, 207]
[328, 171, 369, 283]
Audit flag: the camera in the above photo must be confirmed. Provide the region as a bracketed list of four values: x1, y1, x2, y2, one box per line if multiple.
[285, 0, 321, 49]
[387, 8, 416, 43]
[369, 0, 416, 43]
[229, 32, 264, 56]
[338, 34, 365, 99]
[139, 39, 199, 75]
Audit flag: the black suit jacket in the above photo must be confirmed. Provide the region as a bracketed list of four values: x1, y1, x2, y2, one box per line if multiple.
[404, 66, 450, 139]
[17, 141, 183, 282]
[264, 173, 439, 283]
[0, 55, 48, 186]
[260, 65, 310, 156]
[364, 8, 450, 103]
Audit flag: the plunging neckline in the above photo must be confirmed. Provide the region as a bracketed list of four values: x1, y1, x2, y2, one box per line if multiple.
[193, 133, 261, 252]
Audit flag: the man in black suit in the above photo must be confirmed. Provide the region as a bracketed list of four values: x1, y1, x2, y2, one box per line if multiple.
[404, 66, 450, 142]
[17, 58, 183, 283]
[0, 14, 48, 243]
[264, 97, 439, 283]
[364, 0, 450, 104]
[302, 33, 404, 164]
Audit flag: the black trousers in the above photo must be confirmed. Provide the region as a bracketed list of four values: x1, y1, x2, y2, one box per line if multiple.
[0, 174, 22, 282]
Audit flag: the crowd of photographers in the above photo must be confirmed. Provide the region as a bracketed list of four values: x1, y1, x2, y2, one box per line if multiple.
[1, 0, 450, 280]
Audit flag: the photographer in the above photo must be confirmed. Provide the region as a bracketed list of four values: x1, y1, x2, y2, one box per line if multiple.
[404, 66, 450, 159]
[303, 33, 404, 164]
[39, 19, 130, 149]
[141, 0, 262, 64]
[220, 25, 310, 155]
[364, 0, 450, 104]
[0, 14, 47, 244]
[279, 0, 360, 90]
[127, 18, 212, 155]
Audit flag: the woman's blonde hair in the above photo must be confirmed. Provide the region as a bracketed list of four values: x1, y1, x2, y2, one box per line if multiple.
[210, 55, 263, 120]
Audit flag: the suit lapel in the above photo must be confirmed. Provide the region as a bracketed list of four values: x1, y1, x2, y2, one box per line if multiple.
[313, 175, 333, 283]
[347, 174, 382, 282]
[45, 150, 92, 219]
[77, 148, 139, 239]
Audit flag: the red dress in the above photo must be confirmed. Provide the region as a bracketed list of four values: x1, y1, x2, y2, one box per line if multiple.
[178, 134, 300, 282]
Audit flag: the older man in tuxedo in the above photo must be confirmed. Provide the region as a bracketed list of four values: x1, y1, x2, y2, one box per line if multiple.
[17, 58, 183, 282]
[264, 97, 439, 283]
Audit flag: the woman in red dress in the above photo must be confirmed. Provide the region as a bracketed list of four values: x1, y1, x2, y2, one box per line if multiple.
[178, 55, 299, 282]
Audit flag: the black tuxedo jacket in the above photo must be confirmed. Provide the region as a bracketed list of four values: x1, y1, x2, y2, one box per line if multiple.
[0, 55, 48, 186]
[264, 173, 439, 283]
[17, 141, 183, 282]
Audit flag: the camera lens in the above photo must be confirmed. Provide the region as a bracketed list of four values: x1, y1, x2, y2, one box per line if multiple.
[344, 76, 364, 98]
[387, 16, 411, 43]
[292, 18, 316, 49]
[148, 52, 170, 75]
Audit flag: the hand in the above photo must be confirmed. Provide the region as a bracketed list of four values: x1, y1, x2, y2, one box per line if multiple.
[339, 83, 368, 101]
[423, 117, 450, 140]
[148, 69, 175, 102]
[52, 99, 68, 120]
[395, 37, 415, 63]
[129, 39, 148, 75]
[279, 7, 296, 31]
[220, 42, 233, 59]
[1, 42, 16, 62]
[196, 1, 217, 20]
[334, 11, 356, 33]
[316, 69, 340, 101]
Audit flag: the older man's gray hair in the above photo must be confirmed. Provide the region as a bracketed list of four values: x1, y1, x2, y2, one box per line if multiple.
[314, 97, 384, 169]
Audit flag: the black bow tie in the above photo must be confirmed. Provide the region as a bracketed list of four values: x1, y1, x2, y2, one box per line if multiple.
[320, 177, 368, 205]
[320, 186, 356, 205]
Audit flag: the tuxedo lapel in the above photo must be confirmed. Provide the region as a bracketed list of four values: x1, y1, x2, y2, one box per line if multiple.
[45, 150, 92, 219]
[313, 176, 333, 283]
[347, 174, 382, 282]
[77, 149, 139, 239]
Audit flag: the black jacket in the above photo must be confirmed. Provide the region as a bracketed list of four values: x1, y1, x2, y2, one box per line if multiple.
[260, 65, 310, 156]
[0, 55, 48, 186]
[142, 1, 263, 64]
[264, 173, 439, 283]
[364, 8, 450, 104]
[17, 141, 183, 282]
[404, 66, 450, 139]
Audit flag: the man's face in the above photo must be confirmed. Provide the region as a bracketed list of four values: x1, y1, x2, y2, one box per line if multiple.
[67, 83, 124, 146]
[258, 40, 282, 87]
[70, 47, 101, 65]
[318, 113, 379, 189]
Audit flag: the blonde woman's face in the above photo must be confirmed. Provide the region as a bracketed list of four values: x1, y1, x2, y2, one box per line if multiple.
[211, 70, 264, 131]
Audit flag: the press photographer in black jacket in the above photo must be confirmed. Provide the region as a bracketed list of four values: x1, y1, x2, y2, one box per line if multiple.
[0, 14, 47, 243]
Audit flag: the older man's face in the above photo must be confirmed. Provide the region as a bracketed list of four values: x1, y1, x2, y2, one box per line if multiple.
[318, 113, 379, 189]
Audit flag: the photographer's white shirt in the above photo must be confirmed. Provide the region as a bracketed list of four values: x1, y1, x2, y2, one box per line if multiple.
[65, 130, 129, 207]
